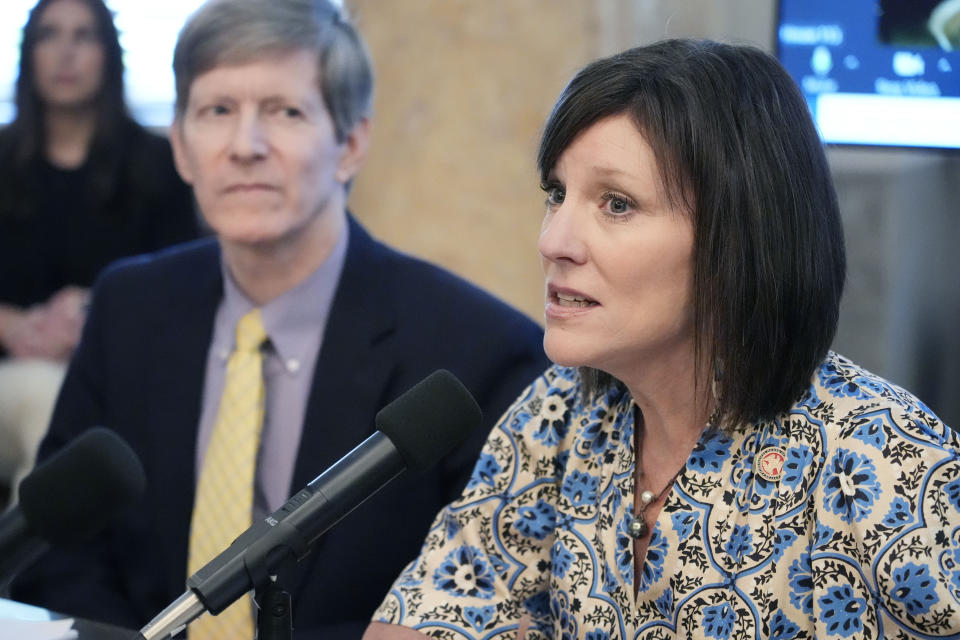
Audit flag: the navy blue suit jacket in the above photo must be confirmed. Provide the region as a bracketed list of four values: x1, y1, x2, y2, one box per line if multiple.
[12, 216, 548, 638]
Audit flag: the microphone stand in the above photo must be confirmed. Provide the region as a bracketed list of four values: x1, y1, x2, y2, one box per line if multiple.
[255, 576, 292, 640]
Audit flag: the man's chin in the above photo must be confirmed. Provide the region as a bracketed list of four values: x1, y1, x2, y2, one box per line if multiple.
[217, 230, 289, 254]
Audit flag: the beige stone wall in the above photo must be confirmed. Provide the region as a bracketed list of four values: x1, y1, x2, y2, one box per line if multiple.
[346, 1, 598, 323]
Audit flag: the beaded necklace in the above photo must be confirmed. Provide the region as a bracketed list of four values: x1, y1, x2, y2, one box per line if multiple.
[626, 416, 686, 539]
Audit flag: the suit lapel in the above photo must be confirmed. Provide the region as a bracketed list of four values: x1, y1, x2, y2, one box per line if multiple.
[283, 216, 398, 593]
[291, 216, 398, 490]
[145, 241, 224, 599]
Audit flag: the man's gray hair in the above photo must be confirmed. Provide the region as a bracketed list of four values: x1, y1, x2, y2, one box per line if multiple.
[172, 0, 373, 142]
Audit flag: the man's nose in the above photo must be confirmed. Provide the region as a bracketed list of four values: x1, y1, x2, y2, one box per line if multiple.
[228, 112, 269, 161]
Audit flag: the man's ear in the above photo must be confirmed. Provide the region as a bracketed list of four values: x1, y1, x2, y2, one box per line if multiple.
[335, 117, 371, 184]
[169, 119, 195, 185]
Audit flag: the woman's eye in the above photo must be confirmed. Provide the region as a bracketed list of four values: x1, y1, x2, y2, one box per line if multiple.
[609, 197, 629, 214]
[35, 27, 56, 43]
[602, 192, 635, 216]
[542, 185, 565, 206]
[75, 29, 98, 44]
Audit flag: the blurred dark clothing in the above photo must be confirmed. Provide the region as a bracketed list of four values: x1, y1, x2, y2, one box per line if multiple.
[0, 120, 198, 312]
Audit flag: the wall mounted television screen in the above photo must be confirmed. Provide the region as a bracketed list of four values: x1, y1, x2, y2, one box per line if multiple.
[777, 0, 960, 150]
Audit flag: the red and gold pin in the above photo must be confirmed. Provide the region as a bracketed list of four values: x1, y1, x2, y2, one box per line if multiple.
[755, 446, 786, 482]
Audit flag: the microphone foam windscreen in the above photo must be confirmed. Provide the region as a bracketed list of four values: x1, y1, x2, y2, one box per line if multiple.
[376, 370, 482, 472]
[18, 427, 146, 546]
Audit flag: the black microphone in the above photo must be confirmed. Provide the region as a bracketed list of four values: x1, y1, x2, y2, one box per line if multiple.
[0, 427, 147, 589]
[138, 369, 482, 640]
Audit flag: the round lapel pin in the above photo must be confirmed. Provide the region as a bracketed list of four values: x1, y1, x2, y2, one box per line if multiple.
[755, 446, 786, 482]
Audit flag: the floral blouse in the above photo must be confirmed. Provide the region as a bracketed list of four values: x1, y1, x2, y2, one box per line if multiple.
[373, 353, 960, 639]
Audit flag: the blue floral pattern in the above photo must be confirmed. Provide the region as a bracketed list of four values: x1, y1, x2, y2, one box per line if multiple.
[882, 496, 914, 528]
[851, 414, 888, 450]
[689, 430, 733, 473]
[551, 540, 575, 579]
[531, 391, 572, 446]
[513, 499, 556, 540]
[823, 449, 882, 523]
[891, 563, 940, 615]
[463, 605, 495, 632]
[788, 552, 813, 614]
[814, 522, 835, 549]
[819, 584, 866, 637]
[724, 523, 753, 563]
[945, 477, 960, 511]
[655, 588, 674, 618]
[781, 445, 813, 491]
[939, 541, 960, 599]
[768, 609, 800, 640]
[702, 602, 737, 639]
[772, 527, 797, 561]
[820, 362, 874, 399]
[432, 546, 496, 599]
[376, 353, 960, 638]
[671, 510, 697, 542]
[614, 516, 634, 584]
[466, 452, 502, 490]
[638, 524, 667, 592]
[560, 469, 600, 507]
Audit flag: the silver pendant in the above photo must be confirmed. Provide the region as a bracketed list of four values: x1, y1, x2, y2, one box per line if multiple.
[627, 517, 648, 538]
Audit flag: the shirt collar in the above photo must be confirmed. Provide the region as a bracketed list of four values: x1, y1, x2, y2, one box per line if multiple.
[217, 223, 349, 368]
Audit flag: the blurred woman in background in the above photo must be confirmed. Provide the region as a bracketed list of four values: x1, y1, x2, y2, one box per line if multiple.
[0, 0, 197, 501]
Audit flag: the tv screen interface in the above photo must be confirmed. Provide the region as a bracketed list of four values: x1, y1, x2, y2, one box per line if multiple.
[777, 0, 960, 149]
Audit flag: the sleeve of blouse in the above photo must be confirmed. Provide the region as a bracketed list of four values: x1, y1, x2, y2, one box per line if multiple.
[809, 364, 960, 638]
[373, 369, 569, 639]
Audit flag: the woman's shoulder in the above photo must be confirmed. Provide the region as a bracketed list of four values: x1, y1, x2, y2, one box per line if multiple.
[500, 364, 582, 427]
[509, 365, 627, 430]
[797, 350, 955, 452]
[117, 119, 173, 158]
[772, 354, 960, 637]
[0, 124, 25, 167]
[493, 364, 634, 467]
[113, 119, 184, 192]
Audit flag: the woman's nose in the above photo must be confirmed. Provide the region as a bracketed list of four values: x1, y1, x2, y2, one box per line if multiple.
[538, 201, 588, 266]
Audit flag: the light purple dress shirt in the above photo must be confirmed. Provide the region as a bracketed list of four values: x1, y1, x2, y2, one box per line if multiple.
[195, 224, 349, 519]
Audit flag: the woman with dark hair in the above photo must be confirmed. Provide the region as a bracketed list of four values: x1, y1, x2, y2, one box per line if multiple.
[0, 0, 197, 498]
[0, 0, 197, 361]
[367, 40, 960, 638]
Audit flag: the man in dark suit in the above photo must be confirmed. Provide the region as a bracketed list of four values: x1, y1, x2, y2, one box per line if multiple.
[10, 1, 548, 637]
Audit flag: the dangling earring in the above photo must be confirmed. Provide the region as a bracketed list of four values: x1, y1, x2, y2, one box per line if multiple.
[708, 359, 723, 428]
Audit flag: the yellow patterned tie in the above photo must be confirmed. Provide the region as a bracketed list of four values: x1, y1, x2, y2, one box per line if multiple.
[187, 308, 268, 639]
